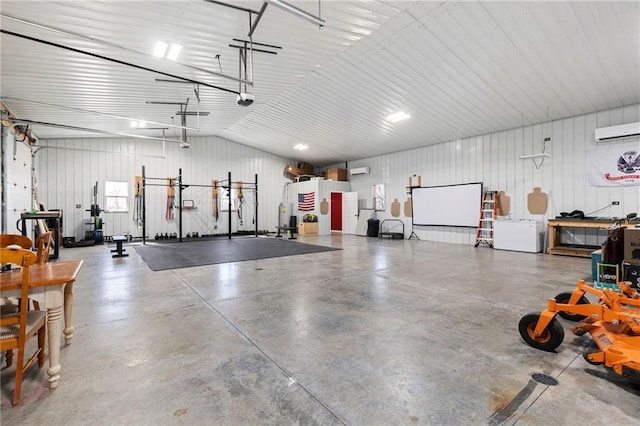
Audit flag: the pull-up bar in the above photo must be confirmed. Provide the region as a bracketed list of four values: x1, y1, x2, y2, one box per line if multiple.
[141, 165, 259, 243]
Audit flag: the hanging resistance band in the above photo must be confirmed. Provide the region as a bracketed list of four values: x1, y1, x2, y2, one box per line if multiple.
[133, 176, 143, 228]
[166, 178, 175, 221]
[212, 179, 219, 229]
[237, 181, 244, 226]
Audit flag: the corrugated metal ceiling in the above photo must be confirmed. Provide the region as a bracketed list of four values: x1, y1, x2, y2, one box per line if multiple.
[1, 1, 639, 166]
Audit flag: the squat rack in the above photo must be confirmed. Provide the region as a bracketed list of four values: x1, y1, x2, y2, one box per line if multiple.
[141, 166, 259, 244]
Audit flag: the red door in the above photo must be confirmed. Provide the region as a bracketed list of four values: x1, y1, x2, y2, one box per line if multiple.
[330, 192, 343, 231]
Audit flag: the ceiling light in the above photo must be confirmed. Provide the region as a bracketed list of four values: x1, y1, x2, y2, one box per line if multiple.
[153, 41, 168, 58]
[130, 120, 146, 128]
[294, 144, 308, 151]
[153, 42, 182, 61]
[386, 111, 411, 123]
[166, 44, 182, 61]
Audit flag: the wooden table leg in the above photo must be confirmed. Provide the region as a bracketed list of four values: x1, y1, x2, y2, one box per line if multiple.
[63, 282, 74, 345]
[45, 286, 64, 389]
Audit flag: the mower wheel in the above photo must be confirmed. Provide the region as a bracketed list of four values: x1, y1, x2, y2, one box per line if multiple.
[555, 292, 589, 322]
[519, 312, 565, 352]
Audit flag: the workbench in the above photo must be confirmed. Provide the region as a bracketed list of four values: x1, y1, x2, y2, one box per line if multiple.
[547, 218, 617, 257]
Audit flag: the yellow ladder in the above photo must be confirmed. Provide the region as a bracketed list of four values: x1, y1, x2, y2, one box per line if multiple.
[474, 191, 497, 248]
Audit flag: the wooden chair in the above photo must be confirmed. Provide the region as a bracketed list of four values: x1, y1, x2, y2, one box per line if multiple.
[0, 234, 41, 368]
[0, 247, 47, 406]
[1, 234, 33, 315]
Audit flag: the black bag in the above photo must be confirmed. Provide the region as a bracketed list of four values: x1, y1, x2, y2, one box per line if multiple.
[602, 226, 624, 266]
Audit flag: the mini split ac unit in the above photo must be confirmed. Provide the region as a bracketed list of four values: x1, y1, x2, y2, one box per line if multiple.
[349, 167, 370, 176]
[595, 122, 640, 142]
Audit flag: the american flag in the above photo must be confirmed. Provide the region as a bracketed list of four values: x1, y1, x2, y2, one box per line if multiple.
[298, 193, 315, 211]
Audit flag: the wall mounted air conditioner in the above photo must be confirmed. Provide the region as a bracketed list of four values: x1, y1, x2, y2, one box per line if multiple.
[595, 122, 640, 142]
[349, 167, 370, 175]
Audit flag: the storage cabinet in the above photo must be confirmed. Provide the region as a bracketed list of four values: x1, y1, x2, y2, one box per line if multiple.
[494, 220, 543, 253]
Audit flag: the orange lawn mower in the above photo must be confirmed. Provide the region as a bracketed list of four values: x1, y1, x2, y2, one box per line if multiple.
[518, 277, 640, 381]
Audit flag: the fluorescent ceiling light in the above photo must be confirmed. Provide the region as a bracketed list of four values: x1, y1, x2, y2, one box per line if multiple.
[153, 42, 181, 60]
[130, 120, 146, 128]
[166, 43, 182, 61]
[153, 41, 168, 58]
[294, 144, 308, 151]
[386, 111, 411, 123]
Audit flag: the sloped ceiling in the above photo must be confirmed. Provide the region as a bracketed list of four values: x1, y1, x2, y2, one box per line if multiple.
[1, 1, 639, 166]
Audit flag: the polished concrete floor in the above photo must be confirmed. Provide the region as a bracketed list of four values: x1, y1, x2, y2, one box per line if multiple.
[2, 234, 639, 425]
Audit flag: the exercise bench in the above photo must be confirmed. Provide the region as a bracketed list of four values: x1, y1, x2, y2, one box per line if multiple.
[111, 235, 129, 258]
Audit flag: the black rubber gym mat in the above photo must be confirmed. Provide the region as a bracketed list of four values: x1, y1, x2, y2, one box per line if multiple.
[134, 237, 338, 271]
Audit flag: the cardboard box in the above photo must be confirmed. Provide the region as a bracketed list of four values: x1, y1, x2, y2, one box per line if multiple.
[324, 168, 348, 181]
[298, 222, 318, 236]
[624, 228, 640, 265]
[296, 162, 314, 175]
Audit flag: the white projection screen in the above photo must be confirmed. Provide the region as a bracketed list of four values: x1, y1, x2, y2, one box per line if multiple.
[412, 183, 483, 227]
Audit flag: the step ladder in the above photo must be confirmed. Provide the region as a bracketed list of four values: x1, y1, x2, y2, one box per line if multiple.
[474, 191, 497, 248]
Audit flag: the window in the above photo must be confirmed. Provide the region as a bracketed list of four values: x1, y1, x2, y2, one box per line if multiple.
[105, 181, 129, 212]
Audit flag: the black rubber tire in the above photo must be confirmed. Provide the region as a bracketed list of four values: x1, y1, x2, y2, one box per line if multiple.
[555, 292, 590, 322]
[519, 312, 565, 352]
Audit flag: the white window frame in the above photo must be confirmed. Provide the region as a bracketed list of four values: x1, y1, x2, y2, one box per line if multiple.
[105, 181, 129, 213]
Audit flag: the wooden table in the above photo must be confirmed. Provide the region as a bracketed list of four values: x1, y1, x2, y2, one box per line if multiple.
[547, 219, 617, 257]
[1, 260, 83, 388]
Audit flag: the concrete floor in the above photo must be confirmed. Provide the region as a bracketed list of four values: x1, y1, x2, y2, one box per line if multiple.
[2, 234, 639, 425]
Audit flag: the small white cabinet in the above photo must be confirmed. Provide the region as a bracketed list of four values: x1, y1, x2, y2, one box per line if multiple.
[494, 220, 544, 253]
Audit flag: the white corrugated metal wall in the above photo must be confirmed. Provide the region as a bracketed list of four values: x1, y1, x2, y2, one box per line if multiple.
[340, 104, 640, 246]
[29, 103, 640, 246]
[34, 136, 293, 241]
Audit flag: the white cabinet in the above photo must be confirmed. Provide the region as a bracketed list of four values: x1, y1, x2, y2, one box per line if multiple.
[494, 220, 544, 253]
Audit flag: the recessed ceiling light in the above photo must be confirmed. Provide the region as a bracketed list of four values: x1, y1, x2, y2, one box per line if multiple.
[386, 111, 411, 122]
[166, 43, 182, 61]
[153, 41, 168, 58]
[294, 144, 308, 151]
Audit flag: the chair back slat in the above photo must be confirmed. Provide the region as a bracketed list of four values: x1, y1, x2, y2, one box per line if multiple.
[36, 231, 53, 264]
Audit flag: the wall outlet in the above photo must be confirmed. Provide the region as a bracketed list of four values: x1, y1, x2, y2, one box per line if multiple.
[612, 201, 620, 205]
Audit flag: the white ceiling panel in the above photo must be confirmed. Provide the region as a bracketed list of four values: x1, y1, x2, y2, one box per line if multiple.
[1, 0, 639, 166]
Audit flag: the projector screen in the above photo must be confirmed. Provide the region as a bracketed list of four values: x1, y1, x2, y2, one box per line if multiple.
[412, 183, 483, 227]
